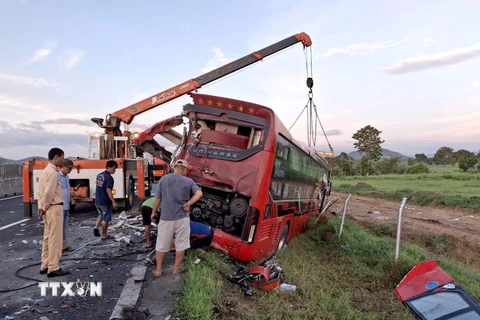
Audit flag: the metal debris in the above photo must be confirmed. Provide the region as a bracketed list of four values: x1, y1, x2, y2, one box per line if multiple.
[109, 219, 125, 230]
[14, 304, 31, 314]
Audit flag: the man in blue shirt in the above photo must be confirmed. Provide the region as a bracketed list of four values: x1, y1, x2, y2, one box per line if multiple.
[59, 159, 74, 252]
[151, 159, 203, 277]
[93, 160, 118, 240]
[190, 221, 228, 255]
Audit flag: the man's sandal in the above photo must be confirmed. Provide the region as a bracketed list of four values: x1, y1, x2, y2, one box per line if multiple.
[152, 270, 163, 277]
[172, 269, 185, 276]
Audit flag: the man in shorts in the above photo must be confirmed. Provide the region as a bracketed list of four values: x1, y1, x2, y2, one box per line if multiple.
[141, 196, 161, 249]
[190, 220, 228, 255]
[93, 160, 118, 240]
[151, 159, 203, 277]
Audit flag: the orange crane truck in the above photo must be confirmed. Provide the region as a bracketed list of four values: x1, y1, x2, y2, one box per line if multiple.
[22, 32, 312, 217]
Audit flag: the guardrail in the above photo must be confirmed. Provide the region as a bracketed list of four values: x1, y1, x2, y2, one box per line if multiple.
[0, 164, 23, 197]
[0, 164, 22, 179]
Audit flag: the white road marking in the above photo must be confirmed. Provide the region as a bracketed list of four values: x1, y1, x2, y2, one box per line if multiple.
[0, 218, 31, 231]
[110, 255, 147, 320]
[0, 195, 23, 201]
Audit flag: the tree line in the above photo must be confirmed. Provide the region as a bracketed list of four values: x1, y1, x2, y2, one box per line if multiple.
[331, 125, 480, 176]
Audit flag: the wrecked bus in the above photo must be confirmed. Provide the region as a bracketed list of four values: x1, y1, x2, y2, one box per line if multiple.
[134, 92, 331, 262]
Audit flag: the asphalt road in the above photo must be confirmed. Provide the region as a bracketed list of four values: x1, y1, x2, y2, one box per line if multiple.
[0, 197, 152, 320]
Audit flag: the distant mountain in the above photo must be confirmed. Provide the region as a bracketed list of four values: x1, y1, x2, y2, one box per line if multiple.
[0, 156, 47, 164]
[347, 149, 409, 161]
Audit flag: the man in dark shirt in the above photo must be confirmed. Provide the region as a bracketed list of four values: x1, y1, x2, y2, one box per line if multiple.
[93, 160, 118, 240]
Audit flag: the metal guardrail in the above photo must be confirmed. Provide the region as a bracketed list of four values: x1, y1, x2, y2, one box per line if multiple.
[0, 164, 22, 179]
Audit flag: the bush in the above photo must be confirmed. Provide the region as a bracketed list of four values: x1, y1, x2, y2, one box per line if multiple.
[406, 162, 430, 174]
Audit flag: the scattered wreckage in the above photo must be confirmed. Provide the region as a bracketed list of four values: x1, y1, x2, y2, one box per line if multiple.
[395, 259, 480, 319]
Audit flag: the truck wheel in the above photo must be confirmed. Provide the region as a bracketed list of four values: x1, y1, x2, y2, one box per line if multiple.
[126, 179, 135, 210]
[277, 224, 289, 252]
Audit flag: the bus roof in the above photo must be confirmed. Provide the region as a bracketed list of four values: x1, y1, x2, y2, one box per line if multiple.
[190, 93, 330, 168]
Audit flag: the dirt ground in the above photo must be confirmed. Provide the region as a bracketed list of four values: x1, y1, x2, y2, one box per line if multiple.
[329, 191, 480, 270]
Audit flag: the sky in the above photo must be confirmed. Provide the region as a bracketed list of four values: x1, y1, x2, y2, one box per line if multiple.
[1, 0, 479, 160]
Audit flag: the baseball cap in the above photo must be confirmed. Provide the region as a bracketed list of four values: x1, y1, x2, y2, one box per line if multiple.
[63, 159, 74, 168]
[174, 159, 189, 168]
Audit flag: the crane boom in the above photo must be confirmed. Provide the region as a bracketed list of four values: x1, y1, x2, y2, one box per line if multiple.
[91, 32, 312, 132]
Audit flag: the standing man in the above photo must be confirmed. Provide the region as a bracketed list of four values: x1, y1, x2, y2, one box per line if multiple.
[140, 196, 161, 249]
[93, 160, 118, 240]
[59, 159, 74, 252]
[38, 148, 70, 277]
[151, 159, 203, 277]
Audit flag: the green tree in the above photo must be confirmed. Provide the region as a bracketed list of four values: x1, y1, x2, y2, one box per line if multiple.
[332, 152, 356, 176]
[434, 146, 455, 166]
[414, 153, 429, 163]
[352, 125, 385, 175]
[456, 149, 478, 172]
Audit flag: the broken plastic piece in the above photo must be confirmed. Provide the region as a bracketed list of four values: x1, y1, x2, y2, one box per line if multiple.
[278, 283, 296, 291]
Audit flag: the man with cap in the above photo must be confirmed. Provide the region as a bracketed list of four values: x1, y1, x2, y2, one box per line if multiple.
[151, 159, 203, 277]
[59, 158, 74, 252]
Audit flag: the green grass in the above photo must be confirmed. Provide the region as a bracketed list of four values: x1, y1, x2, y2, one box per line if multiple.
[172, 252, 229, 320]
[172, 218, 480, 320]
[333, 165, 480, 211]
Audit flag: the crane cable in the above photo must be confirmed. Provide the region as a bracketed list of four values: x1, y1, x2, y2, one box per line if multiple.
[289, 46, 334, 153]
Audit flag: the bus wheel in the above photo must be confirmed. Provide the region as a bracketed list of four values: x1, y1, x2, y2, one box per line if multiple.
[277, 224, 289, 252]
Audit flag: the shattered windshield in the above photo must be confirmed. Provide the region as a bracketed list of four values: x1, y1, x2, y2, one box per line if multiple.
[190, 118, 265, 151]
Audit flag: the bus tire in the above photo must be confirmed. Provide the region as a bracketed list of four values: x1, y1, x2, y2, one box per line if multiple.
[277, 224, 289, 252]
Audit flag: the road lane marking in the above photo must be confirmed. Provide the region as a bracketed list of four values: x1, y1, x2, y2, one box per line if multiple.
[0, 195, 23, 202]
[110, 255, 147, 320]
[0, 218, 31, 231]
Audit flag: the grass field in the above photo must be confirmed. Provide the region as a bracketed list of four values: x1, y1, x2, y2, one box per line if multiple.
[333, 165, 480, 211]
[172, 218, 480, 320]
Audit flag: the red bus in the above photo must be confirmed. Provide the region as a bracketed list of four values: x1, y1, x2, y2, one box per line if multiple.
[135, 92, 331, 262]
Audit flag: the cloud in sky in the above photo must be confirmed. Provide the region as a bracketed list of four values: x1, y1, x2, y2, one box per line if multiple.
[58, 49, 86, 70]
[0, 73, 61, 91]
[427, 111, 480, 124]
[423, 37, 436, 47]
[0, 94, 53, 115]
[324, 129, 342, 136]
[316, 39, 408, 59]
[473, 80, 480, 88]
[382, 43, 480, 74]
[0, 120, 86, 148]
[28, 42, 56, 63]
[201, 48, 231, 72]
